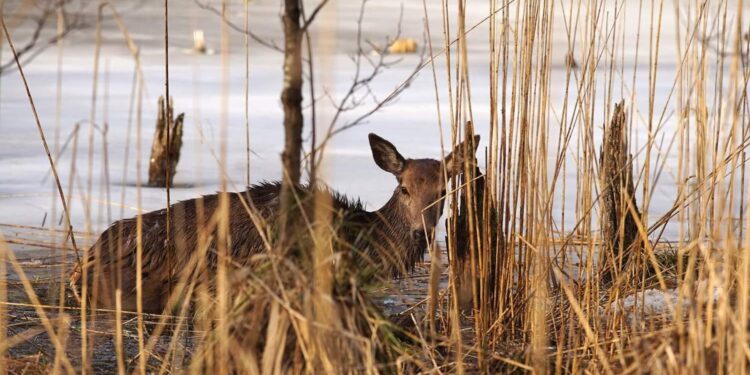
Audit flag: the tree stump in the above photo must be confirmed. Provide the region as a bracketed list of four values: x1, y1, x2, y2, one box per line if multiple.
[599, 101, 641, 283]
[148, 96, 184, 187]
[450, 160, 484, 311]
[447, 123, 498, 312]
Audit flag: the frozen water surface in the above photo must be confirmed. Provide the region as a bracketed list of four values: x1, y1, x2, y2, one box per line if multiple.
[0, 1, 748, 250]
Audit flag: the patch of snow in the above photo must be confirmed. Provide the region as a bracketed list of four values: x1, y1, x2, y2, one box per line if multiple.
[609, 289, 685, 317]
[607, 281, 723, 324]
[18, 259, 43, 266]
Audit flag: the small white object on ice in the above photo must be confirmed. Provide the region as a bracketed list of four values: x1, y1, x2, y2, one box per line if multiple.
[609, 289, 685, 317]
[193, 29, 207, 54]
[608, 283, 722, 323]
[19, 259, 43, 266]
[695, 278, 722, 302]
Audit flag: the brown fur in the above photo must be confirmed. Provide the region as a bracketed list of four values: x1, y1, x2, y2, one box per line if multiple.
[72, 133, 479, 314]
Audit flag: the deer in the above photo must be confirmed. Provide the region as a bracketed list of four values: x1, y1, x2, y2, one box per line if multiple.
[70, 133, 480, 314]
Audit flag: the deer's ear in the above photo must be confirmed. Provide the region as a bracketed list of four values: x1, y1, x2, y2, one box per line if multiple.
[369, 133, 405, 176]
[444, 135, 480, 175]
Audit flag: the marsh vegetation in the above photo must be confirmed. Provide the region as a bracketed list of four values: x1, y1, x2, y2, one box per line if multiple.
[1, 0, 750, 373]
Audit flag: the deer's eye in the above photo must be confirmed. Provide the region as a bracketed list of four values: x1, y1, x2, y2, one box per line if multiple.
[400, 186, 409, 196]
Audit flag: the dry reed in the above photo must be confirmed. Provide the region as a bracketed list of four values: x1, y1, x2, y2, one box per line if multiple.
[2, 0, 750, 373]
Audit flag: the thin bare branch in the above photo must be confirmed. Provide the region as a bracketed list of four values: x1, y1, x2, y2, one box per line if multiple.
[194, 0, 283, 53]
[0, 0, 86, 75]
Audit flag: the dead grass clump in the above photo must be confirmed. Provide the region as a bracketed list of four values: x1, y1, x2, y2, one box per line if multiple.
[2, 354, 48, 375]
[188, 228, 419, 373]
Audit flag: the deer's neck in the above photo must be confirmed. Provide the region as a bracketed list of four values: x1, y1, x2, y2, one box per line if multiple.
[363, 193, 424, 275]
[372, 194, 408, 232]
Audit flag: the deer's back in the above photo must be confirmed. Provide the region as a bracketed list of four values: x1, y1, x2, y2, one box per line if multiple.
[81, 182, 372, 313]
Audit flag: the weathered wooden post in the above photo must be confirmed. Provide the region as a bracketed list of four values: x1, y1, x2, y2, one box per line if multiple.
[148, 96, 184, 187]
[448, 123, 497, 311]
[599, 101, 641, 283]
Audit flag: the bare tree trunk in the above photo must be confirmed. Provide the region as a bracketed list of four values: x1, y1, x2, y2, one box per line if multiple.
[599, 101, 641, 283]
[279, 0, 304, 242]
[148, 96, 183, 187]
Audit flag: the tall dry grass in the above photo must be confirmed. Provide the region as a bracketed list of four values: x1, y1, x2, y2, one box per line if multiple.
[1, 0, 750, 373]
[439, 0, 750, 373]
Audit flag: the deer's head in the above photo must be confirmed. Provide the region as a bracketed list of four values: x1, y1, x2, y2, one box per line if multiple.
[368, 133, 480, 244]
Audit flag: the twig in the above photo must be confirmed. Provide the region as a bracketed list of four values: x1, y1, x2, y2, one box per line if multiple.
[0, 0, 85, 75]
[194, 0, 283, 52]
[300, 0, 328, 33]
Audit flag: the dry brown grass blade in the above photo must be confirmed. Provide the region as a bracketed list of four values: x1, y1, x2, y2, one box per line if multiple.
[551, 266, 614, 375]
[0, 233, 75, 374]
[262, 302, 290, 375]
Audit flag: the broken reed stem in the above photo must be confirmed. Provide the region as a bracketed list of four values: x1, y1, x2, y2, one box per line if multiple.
[53, 3, 67, 354]
[135, 45, 146, 375]
[86, 1, 103, 236]
[216, 1, 230, 373]
[162, 1, 175, 332]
